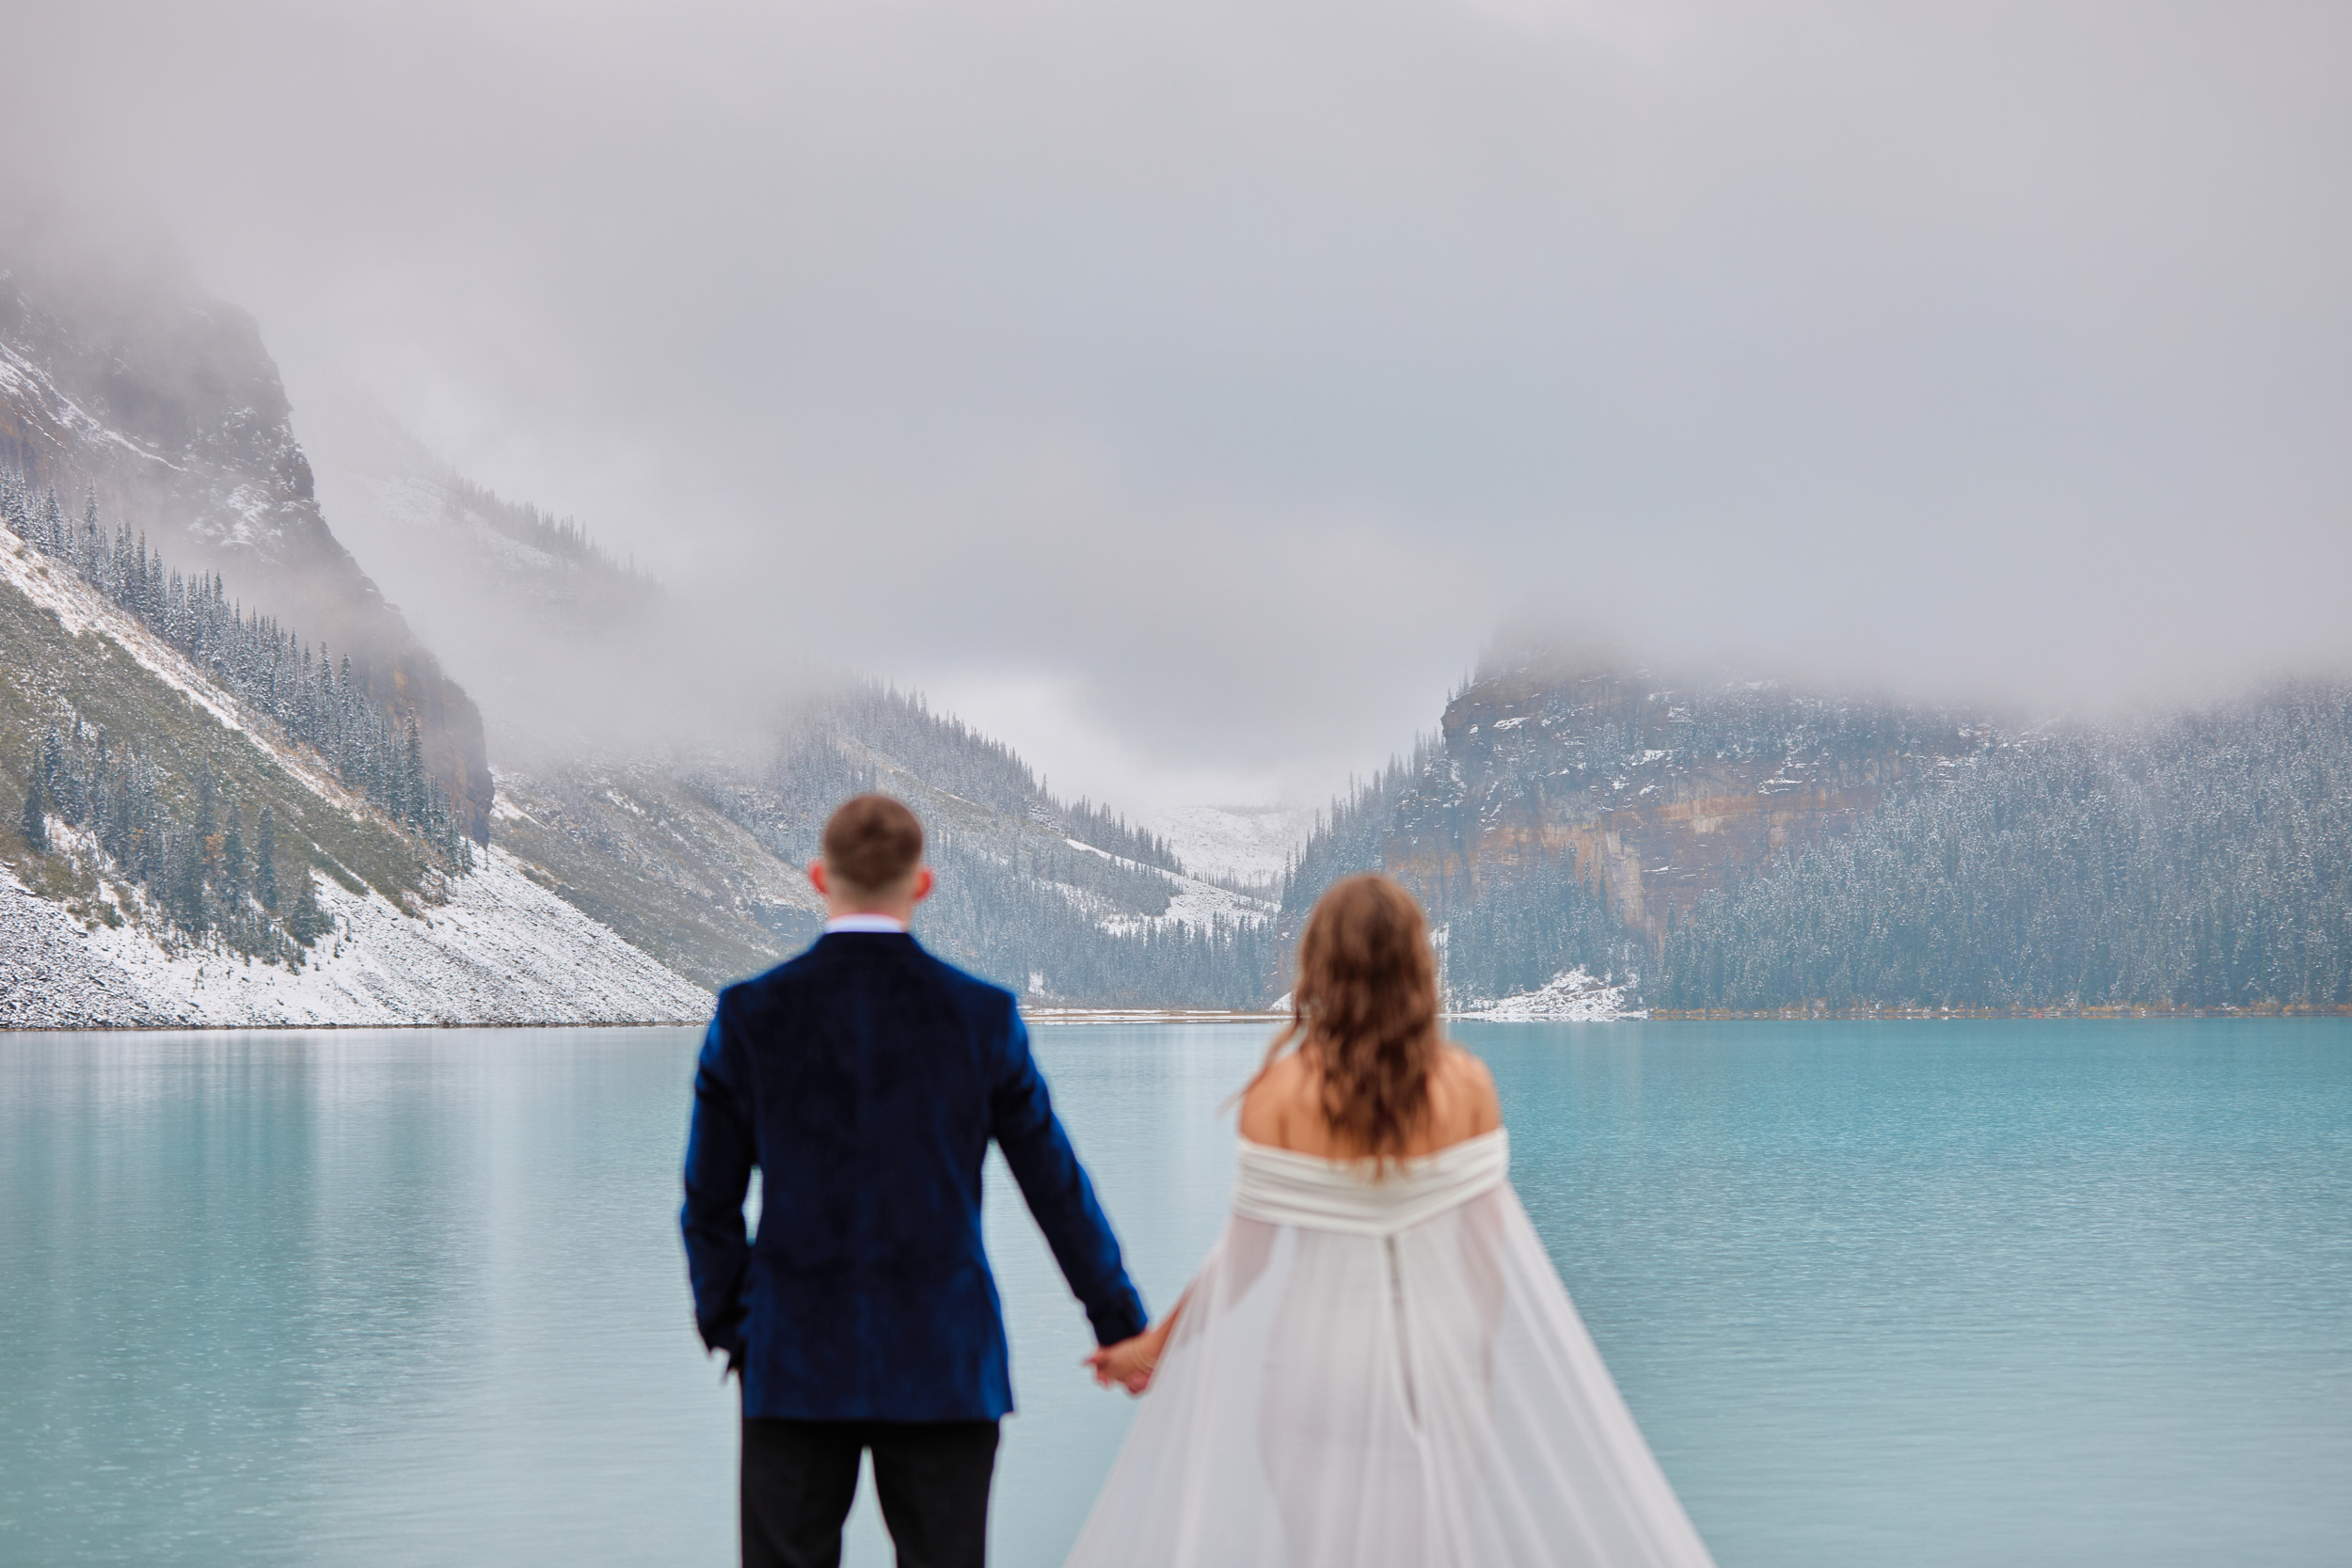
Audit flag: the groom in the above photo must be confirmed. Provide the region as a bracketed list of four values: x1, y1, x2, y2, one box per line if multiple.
[682, 794, 1150, 1568]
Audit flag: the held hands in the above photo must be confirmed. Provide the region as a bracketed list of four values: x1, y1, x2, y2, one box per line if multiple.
[1086, 1283, 1189, 1396]
[1085, 1323, 1166, 1397]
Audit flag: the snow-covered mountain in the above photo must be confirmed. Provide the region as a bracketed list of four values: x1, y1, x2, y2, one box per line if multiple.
[0, 255, 492, 838]
[0, 847, 707, 1028]
[294, 398, 1285, 1006]
[1280, 641, 2352, 1014]
[1144, 802, 1316, 895]
[0, 499, 708, 1025]
[472, 685, 1281, 1002]
[0, 253, 1283, 1023]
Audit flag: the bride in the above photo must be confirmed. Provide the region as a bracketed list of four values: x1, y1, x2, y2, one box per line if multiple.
[1066, 874, 1718, 1568]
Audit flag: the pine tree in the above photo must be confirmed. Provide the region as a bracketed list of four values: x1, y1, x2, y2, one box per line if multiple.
[20, 775, 46, 851]
[223, 819, 249, 905]
[256, 807, 280, 911]
[197, 769, 219, 872]
[169, 833, 207, 931]
[403, 716, 425, 825]
[285, 866, 331, 944]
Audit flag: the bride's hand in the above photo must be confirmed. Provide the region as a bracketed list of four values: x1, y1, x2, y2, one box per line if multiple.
[1084, 1329, 1159, 1396]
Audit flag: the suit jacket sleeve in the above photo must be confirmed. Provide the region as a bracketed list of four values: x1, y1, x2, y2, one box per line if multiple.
[680, 1007, 755, 1356]
[988, 1003, 1150, 1346]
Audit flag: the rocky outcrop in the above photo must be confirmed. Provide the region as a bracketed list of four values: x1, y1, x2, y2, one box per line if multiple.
[1383, 652, 1994, 946]
[0, 255, 492, 839]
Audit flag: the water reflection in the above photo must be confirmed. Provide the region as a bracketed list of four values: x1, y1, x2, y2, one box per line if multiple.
[3, 1021, 2347, 1567]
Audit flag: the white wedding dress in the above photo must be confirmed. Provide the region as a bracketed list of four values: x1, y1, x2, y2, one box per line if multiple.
[1063, 1131, 1718, 1568]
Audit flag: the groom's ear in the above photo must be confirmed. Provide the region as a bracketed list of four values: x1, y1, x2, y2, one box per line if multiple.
[810, 861, 832, 899]
[911, 865, 935, 905]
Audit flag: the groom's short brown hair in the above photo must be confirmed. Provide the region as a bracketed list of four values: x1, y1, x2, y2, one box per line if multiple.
[822, 794, 925, 896]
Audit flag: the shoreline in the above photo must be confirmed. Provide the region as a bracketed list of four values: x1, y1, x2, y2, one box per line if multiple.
[0, 1018, 708, 1033]
[5, 1005, 2347, 1034]
[1645, 1003, 2352, 1021]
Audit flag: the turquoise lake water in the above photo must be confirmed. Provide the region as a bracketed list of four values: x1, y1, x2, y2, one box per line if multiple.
[3, 1020, 2347, 1566]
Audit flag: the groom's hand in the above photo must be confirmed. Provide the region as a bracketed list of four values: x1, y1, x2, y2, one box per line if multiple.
[1084, 1330, 1159, 1396]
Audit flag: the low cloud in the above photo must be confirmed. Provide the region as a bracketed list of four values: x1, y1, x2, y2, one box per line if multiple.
[6, 0, 2346, 810]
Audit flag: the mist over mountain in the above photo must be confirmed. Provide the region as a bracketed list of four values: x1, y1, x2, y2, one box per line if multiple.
[289, 375, 684, 760]
[0, 250, 493, 840]
[278, 375, 1278, 1000]
[1, 219, 2344, 1025]
[0, 256, 1280, 1020]
[11, 0, 2345, 825]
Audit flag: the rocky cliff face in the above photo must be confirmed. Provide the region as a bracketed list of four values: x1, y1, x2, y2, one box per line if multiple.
[0, 258, 492, 838]
[1381, 652, 1994, 947]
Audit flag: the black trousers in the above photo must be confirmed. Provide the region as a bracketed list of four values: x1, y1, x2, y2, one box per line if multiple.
[741, 1417, 1000, 1568]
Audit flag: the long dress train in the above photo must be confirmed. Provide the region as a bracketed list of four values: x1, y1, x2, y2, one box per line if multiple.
[1063, 1131, 1717, 1568]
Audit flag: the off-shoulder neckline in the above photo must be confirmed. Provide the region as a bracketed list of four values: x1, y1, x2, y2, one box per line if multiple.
[1236, 1126, 1506, 1165]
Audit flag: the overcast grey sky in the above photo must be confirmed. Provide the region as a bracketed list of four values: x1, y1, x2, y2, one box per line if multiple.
[6, 0, 2347, 813]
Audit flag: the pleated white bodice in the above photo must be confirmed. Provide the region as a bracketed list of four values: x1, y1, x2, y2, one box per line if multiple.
[1231, 1129, 1511, 1237]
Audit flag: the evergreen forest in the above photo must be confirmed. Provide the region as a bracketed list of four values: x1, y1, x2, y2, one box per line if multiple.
[5, 469, 471, 962]
[1277, 671, 2352, 1013]
[1658, 684, 2352, 1010]
[706, 682, 1267, 1006]
[2, 470, 472, 865]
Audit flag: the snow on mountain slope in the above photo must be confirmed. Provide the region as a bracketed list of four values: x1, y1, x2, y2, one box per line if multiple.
[487, 761, 821, 990]
[1452, 967, 1643, 1022]
[1, 511, 711, 1027]
[1051, 835, 1276, 933]
[0, 868, 160, 1026]
[2, 534, 250, 737]
[2, 846, 706, 1029]
[120, 847, 702, 1024]
[3, 849, 709, 1026]
[1146, 802, 1314, 891]
[0, 261, 495, 837]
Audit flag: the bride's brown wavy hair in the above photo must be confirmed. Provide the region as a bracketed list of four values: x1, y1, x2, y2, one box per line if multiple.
[1258, 874, 1444, 1158]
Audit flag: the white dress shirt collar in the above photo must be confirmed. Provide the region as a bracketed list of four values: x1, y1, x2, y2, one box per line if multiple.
[824, 913, 909, 934]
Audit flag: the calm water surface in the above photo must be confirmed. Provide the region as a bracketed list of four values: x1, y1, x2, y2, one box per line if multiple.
[3, 1020, 2346, 1566]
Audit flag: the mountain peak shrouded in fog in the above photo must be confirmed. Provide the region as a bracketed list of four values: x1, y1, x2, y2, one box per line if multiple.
[2, 3, 2345, 1019]
[7, 0, 2344, 814]
[0, 247, 495, 841]
[0, 260, 1291, 1018]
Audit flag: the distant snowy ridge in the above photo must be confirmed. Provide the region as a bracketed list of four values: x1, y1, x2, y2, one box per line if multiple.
[1146, 802, 1314, 890]
[1453, 968, 1644, 1022]
[1057, 835, 1278, 934]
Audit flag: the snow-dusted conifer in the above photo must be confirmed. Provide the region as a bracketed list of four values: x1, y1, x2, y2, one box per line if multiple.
[222, 817, 249, 904]
[255, 807, 279, 911]
[285, 867, 331, 945]
[20, 775, 46, 851]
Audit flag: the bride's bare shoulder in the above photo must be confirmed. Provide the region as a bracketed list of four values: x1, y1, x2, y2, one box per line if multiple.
[1238, 1052, 1312, 1147]
[1437, 1044, 1503, 1136]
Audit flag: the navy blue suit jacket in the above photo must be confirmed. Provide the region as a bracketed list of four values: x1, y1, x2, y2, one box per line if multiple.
[680, 931, 1148, 1421]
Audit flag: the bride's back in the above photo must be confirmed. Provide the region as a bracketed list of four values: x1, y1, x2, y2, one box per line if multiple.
[1242, 1045, 1499, 1159]
[1070, 874, 1724, 1568]
[1239, 874, 1502, 1161]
